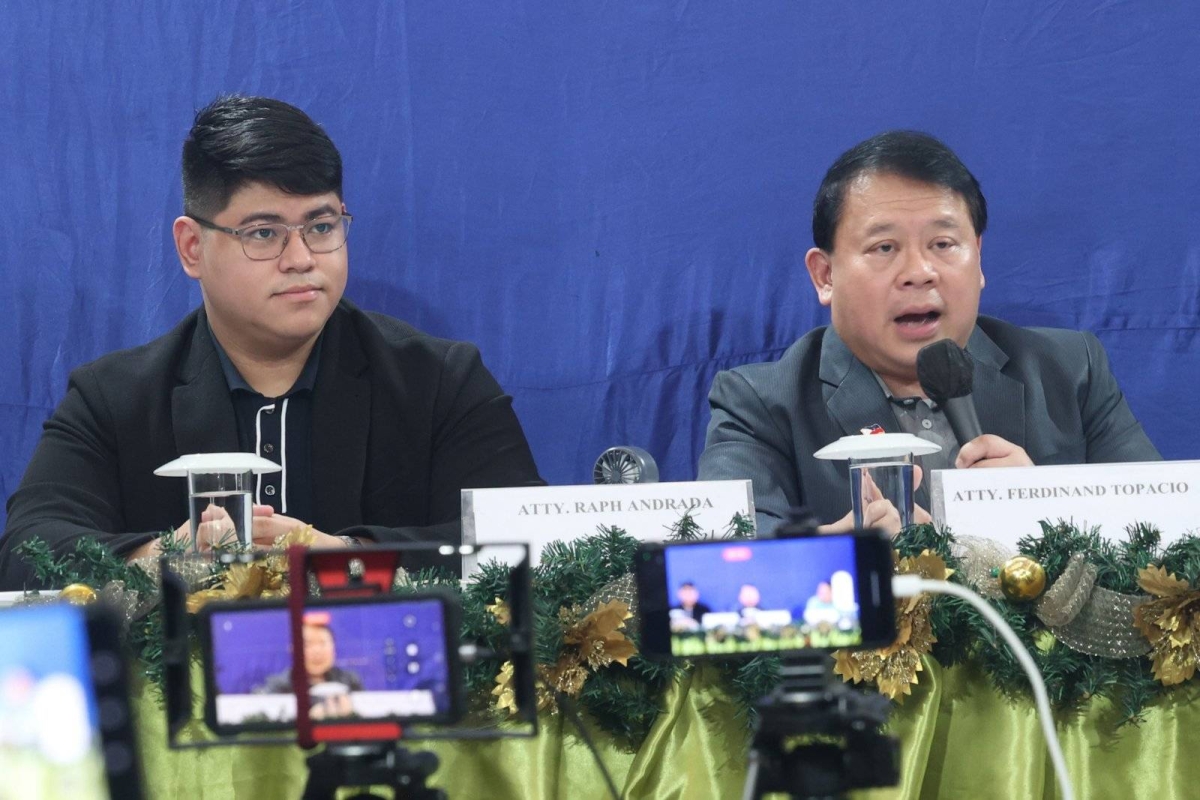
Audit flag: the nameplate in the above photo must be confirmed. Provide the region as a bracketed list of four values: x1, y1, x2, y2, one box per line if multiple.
[0, 591, 58, 608]
[930, 460, 1199, 547]
[462, 480, 755, 567]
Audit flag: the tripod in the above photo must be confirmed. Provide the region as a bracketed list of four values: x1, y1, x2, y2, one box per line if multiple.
[742, 656, 899, 800]
[302, 743, 445, 800]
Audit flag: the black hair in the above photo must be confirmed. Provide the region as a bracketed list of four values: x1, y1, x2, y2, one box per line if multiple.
[811, 130, 987, 251]
[181, 95, 343, 218]
[680, 581, 696, 588]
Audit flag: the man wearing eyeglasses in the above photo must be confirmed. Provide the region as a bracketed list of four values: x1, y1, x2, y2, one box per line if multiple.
[0, 96, 542, 588]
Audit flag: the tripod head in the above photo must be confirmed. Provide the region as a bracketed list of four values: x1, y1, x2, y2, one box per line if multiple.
[302, 743, 443, 800]
[743, 654, 898, 800]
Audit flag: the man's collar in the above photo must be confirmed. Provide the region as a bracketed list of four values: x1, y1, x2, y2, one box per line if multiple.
[817, 325, 858, 388]
[817, 320, 1023, 452]
[819, 321, 1009, 390]
[869, 370, 936, 409]
[964, 322, 1009, 371]
[205, 315, 323, 397]
[818, 327, 906, 440]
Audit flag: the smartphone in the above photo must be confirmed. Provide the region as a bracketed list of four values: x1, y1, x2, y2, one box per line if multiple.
[198, 591, 463, 735]
[0, 603, 144, 800]
[636, 530, 896, 658]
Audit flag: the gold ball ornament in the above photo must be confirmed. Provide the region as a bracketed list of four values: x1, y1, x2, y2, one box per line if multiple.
[60, 583, 98, 605]
[999, 556, 1047, 602]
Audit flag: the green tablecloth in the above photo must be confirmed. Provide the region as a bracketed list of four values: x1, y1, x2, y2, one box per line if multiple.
[135, 659, 1200, 799]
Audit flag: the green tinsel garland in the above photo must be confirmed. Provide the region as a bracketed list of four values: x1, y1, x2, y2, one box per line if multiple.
[15, 515, 1191, 743]
[17, 537, 166, 689]
[896, 520, 1181, 724]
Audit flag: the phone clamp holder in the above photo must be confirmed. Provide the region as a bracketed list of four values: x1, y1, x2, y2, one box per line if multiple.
[291, 544, 441, 800]
[302, 742, 443, 800]
[158, 539, 539, 800]
[743, 655, 898, 800]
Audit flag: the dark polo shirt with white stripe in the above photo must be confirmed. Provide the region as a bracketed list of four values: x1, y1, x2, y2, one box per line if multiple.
[209, 322, 320, 524]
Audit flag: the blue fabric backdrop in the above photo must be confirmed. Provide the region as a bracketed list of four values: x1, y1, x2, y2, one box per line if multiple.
[2, 2, 1197, 534]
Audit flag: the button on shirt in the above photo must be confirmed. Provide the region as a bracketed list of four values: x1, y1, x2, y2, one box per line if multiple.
[209, 324, 321, 524]
[872, 373, 959, 475]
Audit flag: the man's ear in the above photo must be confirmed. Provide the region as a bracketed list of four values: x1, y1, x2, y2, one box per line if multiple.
[805, 247, 834, 307]
[977, 235, 985, 290]
[173, 216, 203, 279]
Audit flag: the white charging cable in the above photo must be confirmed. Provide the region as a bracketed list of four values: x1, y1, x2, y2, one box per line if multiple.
[892, 575, 1075, 800]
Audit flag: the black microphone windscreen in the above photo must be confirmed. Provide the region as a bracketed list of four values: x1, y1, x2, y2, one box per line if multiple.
[917, 339, 975, 403]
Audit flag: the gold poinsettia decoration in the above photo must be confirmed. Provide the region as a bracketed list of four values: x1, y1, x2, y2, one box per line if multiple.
[486, 597, 511, 626]
[833, 549, 952, 700]
[561, 599, 637, 670]
[492, 661, 520, 715]
[491, 599, 637, 716]
[186, 526, 315, 612]
[543, 662, 589, 699]
[1133, 564, 1200, 685]
[261, 526, 317, 577]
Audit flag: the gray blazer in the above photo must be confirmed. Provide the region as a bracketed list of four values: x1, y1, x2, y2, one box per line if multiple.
[697, 316, 1161, 535]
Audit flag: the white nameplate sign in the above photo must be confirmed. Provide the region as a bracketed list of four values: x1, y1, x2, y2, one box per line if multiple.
[930, 460, 1199, 548]
[462, 480, 755, 568]
[0, 591, 58, 608]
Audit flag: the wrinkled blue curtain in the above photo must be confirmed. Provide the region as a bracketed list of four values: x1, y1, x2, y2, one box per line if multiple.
[2, 2, 1197, 531]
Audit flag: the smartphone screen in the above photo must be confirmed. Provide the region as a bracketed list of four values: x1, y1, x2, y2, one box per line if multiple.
[636, 531, 896, 658]
[201, 594, 461, 734]
[0, 604, 142, 800]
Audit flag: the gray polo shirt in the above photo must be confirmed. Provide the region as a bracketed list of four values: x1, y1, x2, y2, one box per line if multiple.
[872, 373, 959, 474]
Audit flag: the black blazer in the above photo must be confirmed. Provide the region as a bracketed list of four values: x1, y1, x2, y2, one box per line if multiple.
[697, 316, 1161, 535]
[0, 300, 542, 588]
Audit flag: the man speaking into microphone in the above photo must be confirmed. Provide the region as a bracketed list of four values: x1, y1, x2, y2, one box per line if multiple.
[698, 130, 1160, 536]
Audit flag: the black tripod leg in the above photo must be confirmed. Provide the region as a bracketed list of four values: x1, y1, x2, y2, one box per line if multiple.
[301, 751, 345, 800]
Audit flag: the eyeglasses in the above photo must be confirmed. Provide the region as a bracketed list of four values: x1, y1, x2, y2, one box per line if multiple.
[189, 214, 353, 261]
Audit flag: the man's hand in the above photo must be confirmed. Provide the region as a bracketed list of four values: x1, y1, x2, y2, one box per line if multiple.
[311, 692, 355, 720]
[818, 465, 932, 537]
[956, 434, 1034, 469]
[124, 504, 349, 563]
[126, 502, 269, 561]
[250, 506, 348, 549]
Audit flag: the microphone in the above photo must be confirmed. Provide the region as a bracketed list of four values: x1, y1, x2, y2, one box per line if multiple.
[916, 339, 983, 445]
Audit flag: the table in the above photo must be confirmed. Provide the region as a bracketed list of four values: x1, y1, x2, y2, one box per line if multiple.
[133, 659, 1200, 799]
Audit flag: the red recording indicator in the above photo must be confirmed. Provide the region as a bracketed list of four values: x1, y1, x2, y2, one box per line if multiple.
[721, 546, 753, 562]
